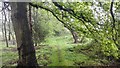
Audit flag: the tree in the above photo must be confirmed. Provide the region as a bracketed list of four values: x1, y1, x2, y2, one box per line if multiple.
[10, 2, 38, 67]
[32, 8, 50, 46]
[29, 2, 120, 61]
[2, 8, 8, 47]
[29, 2, 81, 43]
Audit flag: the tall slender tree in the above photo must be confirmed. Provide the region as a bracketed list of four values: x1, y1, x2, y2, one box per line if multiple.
[3, 10, 8, 47]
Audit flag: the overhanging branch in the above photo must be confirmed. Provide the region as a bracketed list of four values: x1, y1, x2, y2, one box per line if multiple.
[29, 2, 99, 42]
[29, 2, 71, 30]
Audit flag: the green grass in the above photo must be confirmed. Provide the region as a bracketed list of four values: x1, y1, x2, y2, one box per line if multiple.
[37, 35, 104, 66]
[44, 35, 75, 66]
[0, 42, 2, 67]
[0, 42, 18, 67]
[1, 35, 107, 66]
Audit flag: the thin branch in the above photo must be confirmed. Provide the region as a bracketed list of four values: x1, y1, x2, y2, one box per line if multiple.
[53, 2, 74, 14]
[1, 2, 10, 11]
[110, 0, 119, 46]
[110, 0, 115, 26]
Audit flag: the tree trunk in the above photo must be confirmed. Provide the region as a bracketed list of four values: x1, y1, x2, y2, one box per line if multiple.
[28, 4, 32, 34]
[8, 14, 11, 41]
[3, 22, 8, 47]
[8, 13, 11, 41]
[3, 9, 8, 47]
[32, 7, 39, 46]
[1, 10, 5, 40]
[10, 2, 38, 67]
[70, 30, 79, 43]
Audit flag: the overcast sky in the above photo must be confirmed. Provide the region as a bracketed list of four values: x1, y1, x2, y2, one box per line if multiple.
[0, 0, 119, 2]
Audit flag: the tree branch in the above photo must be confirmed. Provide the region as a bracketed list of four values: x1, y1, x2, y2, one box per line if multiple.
[29, 2, 71, 30]
[29, 2, 99, 42]
[53, 2, 74, 14]
[110, 0, 119, 46]
[110, 0, 115, 26]
[1, 2, 11, 11]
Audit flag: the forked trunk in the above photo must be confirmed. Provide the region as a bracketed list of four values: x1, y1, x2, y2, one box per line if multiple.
[70, 30, 79, 43]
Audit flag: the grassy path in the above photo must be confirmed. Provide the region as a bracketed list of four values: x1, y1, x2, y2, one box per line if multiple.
[56, 45, 62, 62]
[1, 36, 104, 66]
[45, 36, 98, 66]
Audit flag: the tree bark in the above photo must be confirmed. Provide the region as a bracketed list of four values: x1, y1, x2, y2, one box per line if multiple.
[8, 13, 11, 41]
[3, 9, 8, 47]
[10, 2, 38, 67]
[32, 7, 39, 46]
[3, 22, 8, 47]
[29, 4, 32, 34]
[1, 9, 5, 40]
[70, 30, 79, 43]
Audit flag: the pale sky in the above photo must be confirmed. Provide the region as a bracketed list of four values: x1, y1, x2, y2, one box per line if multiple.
[0, 0, 119, 2]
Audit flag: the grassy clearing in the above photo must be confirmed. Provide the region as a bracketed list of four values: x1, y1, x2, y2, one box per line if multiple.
[43, 35, 76, 66]
[36, 35, 104, 66]
[1, 35, 107, 66]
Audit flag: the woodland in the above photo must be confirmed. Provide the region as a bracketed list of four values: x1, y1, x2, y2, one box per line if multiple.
[0, 1, 120, 68]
